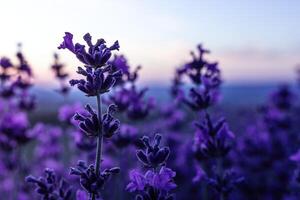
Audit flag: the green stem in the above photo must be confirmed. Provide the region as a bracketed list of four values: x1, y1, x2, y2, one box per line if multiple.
[92, 94, 103, 200]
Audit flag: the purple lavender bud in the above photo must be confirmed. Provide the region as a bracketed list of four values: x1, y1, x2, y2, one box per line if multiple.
[69, 66, 121, 96]
[193, 113, 233, 160]
[26, 168, 74, 199]
[58, 32, 75, 53]
[206, 170, 244, 199]
[70, 160, 120, 197]
[58, 32, 119, 68]
[0, 57, 13, 69]
[102, 104, 120, 138]
[136, 134, 170, 168]
[73, 104, 100, 137]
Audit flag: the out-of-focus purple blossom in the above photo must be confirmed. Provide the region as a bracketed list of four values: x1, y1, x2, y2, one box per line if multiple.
[183, 86, 218, 111]
[0, 57, 13, 69]
[70, 160, 120, 198]
[18, 93, 36, 111]
[30, 123, 65, 173]
[110, 86, 154, 120]
[136, 134, 170, 168]
[58, 102, 87, 125]
[109, 55, 130, 86]
[51, 53, 71, 96]
[110, 55, 129, 75]
[76, 190, 88, 200]
[13, 76, 32, 90]
[207, 170, 244, 199]
[73, 130, 96, 152]
[112, 124, 138, 148]
[172, 44, 222, 111]
[0, 111, 31, 145]
[127, 167, 176, 192]
[25, 168, 74, 200]
[193, 113, 234, 160]
[192, 164, 206, 183]
[16, 45, 33, 77]
[269, 85, 295, 111]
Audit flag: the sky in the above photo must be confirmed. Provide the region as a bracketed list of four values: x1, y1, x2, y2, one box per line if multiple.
[0, 0, 299, 86]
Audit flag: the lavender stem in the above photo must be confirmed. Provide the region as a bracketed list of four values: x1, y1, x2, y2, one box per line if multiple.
[92, 94, 103, 200]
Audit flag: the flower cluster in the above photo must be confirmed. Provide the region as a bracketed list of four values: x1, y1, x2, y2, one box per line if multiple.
[193, 113, 234, 161]
[26, 168, 73, 200]
[172, 44, 221, 111]
[108, 54, 154, 120]
[70, 160, 120, 198]
[127, 134, 176, 200]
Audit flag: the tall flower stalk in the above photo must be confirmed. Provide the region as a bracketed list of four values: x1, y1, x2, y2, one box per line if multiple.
[172, 44, 243, 199]
[58, 32, 121, 200]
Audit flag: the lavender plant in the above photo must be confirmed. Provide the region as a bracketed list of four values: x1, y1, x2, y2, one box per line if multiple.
[171, 44, 243, 199]
[57, 32, 122, 200]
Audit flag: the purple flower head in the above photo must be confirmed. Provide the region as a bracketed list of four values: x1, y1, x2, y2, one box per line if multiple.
[74, 103, 120, 138]
[110, 85, 154, 120]
[127, 65, 142, 83]
[127, 167, 176, 200]
[18, 93, 36, 111]
[0, 84, 15, 98]
[70, 65, 122, 96]
[25, 168, 73, 200]
[102, 104, 120, 138]
[58, 32, 75, 53]
[0, 111, 31, 145]
[74, 104, 100, 137]
[206, 169, 244, 199]
[51, 53, 71, 96]
[126, 169, 147, 192]
[269, 84, 295, 111]
[136, 134, 170, 168]
[13, 76, 32, 90]
[0, 57, 13, 69]
[193, 113, 234, 160]
[147, 167, 177, 191]
[70, 160, 120, 197]
[58, 32, 119, 68]
[127, 167, 176, 192]
[183, 87, 214, 111]
[173, 44, 222, 110]
[110, 55, 130, 74]
[16, 46, 32, 77]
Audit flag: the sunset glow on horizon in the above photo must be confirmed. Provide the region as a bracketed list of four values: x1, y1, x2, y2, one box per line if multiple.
[1, 0, 299, 86]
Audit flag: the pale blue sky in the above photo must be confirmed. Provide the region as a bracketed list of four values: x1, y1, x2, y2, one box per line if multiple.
[0, 0, 299, 85]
